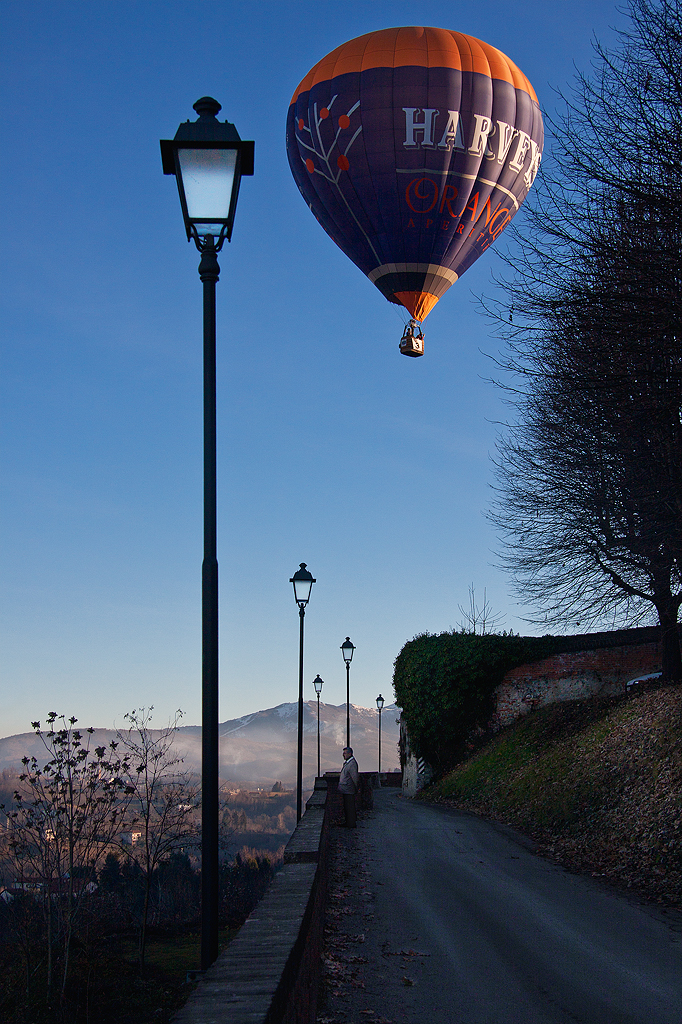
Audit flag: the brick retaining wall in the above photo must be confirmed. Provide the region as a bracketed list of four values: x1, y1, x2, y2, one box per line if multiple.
[494, 631, 665, 727]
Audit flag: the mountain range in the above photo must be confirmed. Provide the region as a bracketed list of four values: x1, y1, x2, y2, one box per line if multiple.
[0, 702, 400, 789]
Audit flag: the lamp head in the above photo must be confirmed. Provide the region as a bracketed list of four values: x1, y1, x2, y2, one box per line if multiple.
[290, 563, 315, 606]
[340, 637, 355, 664]
[161, 97, 254, 249]
[313, 674, 324, 696]
[376, 694, 385, 710]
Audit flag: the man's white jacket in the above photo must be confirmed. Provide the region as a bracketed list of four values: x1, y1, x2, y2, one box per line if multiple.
[338, 755, 359, 794]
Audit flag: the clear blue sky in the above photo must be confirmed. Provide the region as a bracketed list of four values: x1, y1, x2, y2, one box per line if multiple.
[1, 0, 623, 738]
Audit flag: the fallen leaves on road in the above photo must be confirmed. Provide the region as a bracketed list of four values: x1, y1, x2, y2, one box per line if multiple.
[382, 948, 431, 959]
[318, 815, 403, 1024]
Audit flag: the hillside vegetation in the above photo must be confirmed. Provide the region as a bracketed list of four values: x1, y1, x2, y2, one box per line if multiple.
[423, 683, 682, 906]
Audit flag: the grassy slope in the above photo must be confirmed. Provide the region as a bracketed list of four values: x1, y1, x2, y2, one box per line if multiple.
[423, 683, 682, 906]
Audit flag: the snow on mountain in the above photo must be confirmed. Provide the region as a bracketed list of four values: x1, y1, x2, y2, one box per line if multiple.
[0, 702, 400, 789]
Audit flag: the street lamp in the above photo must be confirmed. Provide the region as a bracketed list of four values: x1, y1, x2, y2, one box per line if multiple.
[290, 563, 315, 822]
[313, 674, 324, 779]
[161, 97, 253, 972]
[341, 637, 355, 748]
[376, 694, 385, 783]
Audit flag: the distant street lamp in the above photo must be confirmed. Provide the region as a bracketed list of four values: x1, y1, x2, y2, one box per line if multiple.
[313, 674, 324, 778]
[341, 637, 355, 747]
[161, 96, 253, 972]
[291, 563, 315, 821]
[376, 694, 385, 783]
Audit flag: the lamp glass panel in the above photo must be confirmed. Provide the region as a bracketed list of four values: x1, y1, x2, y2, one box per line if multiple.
[293, 578, 313, 604]
[177, 148, 237, 227]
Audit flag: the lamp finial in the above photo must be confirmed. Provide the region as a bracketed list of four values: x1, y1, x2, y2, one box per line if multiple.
[193, 96, 222, 119]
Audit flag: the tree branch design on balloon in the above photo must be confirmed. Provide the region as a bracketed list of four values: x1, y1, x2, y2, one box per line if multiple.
[295, 97, 362, 186]
[294, 96, 380, 265]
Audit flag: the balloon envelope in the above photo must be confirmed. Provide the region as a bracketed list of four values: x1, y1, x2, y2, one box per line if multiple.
[286, 26, 543, 321]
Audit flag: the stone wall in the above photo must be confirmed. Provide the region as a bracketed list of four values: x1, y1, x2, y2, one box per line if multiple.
[493, 627, 664, 727]
[400, 715, 433, 796]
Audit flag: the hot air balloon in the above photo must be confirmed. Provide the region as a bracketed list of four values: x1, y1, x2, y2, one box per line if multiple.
[286, 26, 543, 356]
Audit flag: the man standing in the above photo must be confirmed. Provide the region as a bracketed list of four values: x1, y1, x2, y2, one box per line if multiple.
[338, 746, 359, 828]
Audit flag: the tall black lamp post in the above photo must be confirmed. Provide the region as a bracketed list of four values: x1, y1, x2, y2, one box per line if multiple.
[341, 637, 355, 747]
[376, 693, 385, 783]
[290, 563, 315, 821]
[313, 674, 324, 778]
[161, 97, 254, 971]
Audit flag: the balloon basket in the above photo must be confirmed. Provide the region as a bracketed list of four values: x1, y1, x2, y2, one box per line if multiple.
[399, 320, 424, 357]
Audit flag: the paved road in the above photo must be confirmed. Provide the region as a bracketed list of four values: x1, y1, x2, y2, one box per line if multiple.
[318, 788, 682, 1024]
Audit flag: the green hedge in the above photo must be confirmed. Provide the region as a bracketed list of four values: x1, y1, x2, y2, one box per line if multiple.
[393, 631, 556, 773]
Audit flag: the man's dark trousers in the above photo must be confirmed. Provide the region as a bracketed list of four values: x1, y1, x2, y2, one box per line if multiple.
[342, 792, 357, 828]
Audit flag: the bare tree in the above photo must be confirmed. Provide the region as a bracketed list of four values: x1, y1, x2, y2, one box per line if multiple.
[0, 714, 130, 1002]
[456, 584, 505, 635]
[488, 0, 682, 676]
[116, 708, 198, 971]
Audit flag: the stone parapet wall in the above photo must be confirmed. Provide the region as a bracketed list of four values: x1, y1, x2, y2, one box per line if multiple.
[172, 770, 387, 1024]
[172, 779, 331, 1024]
